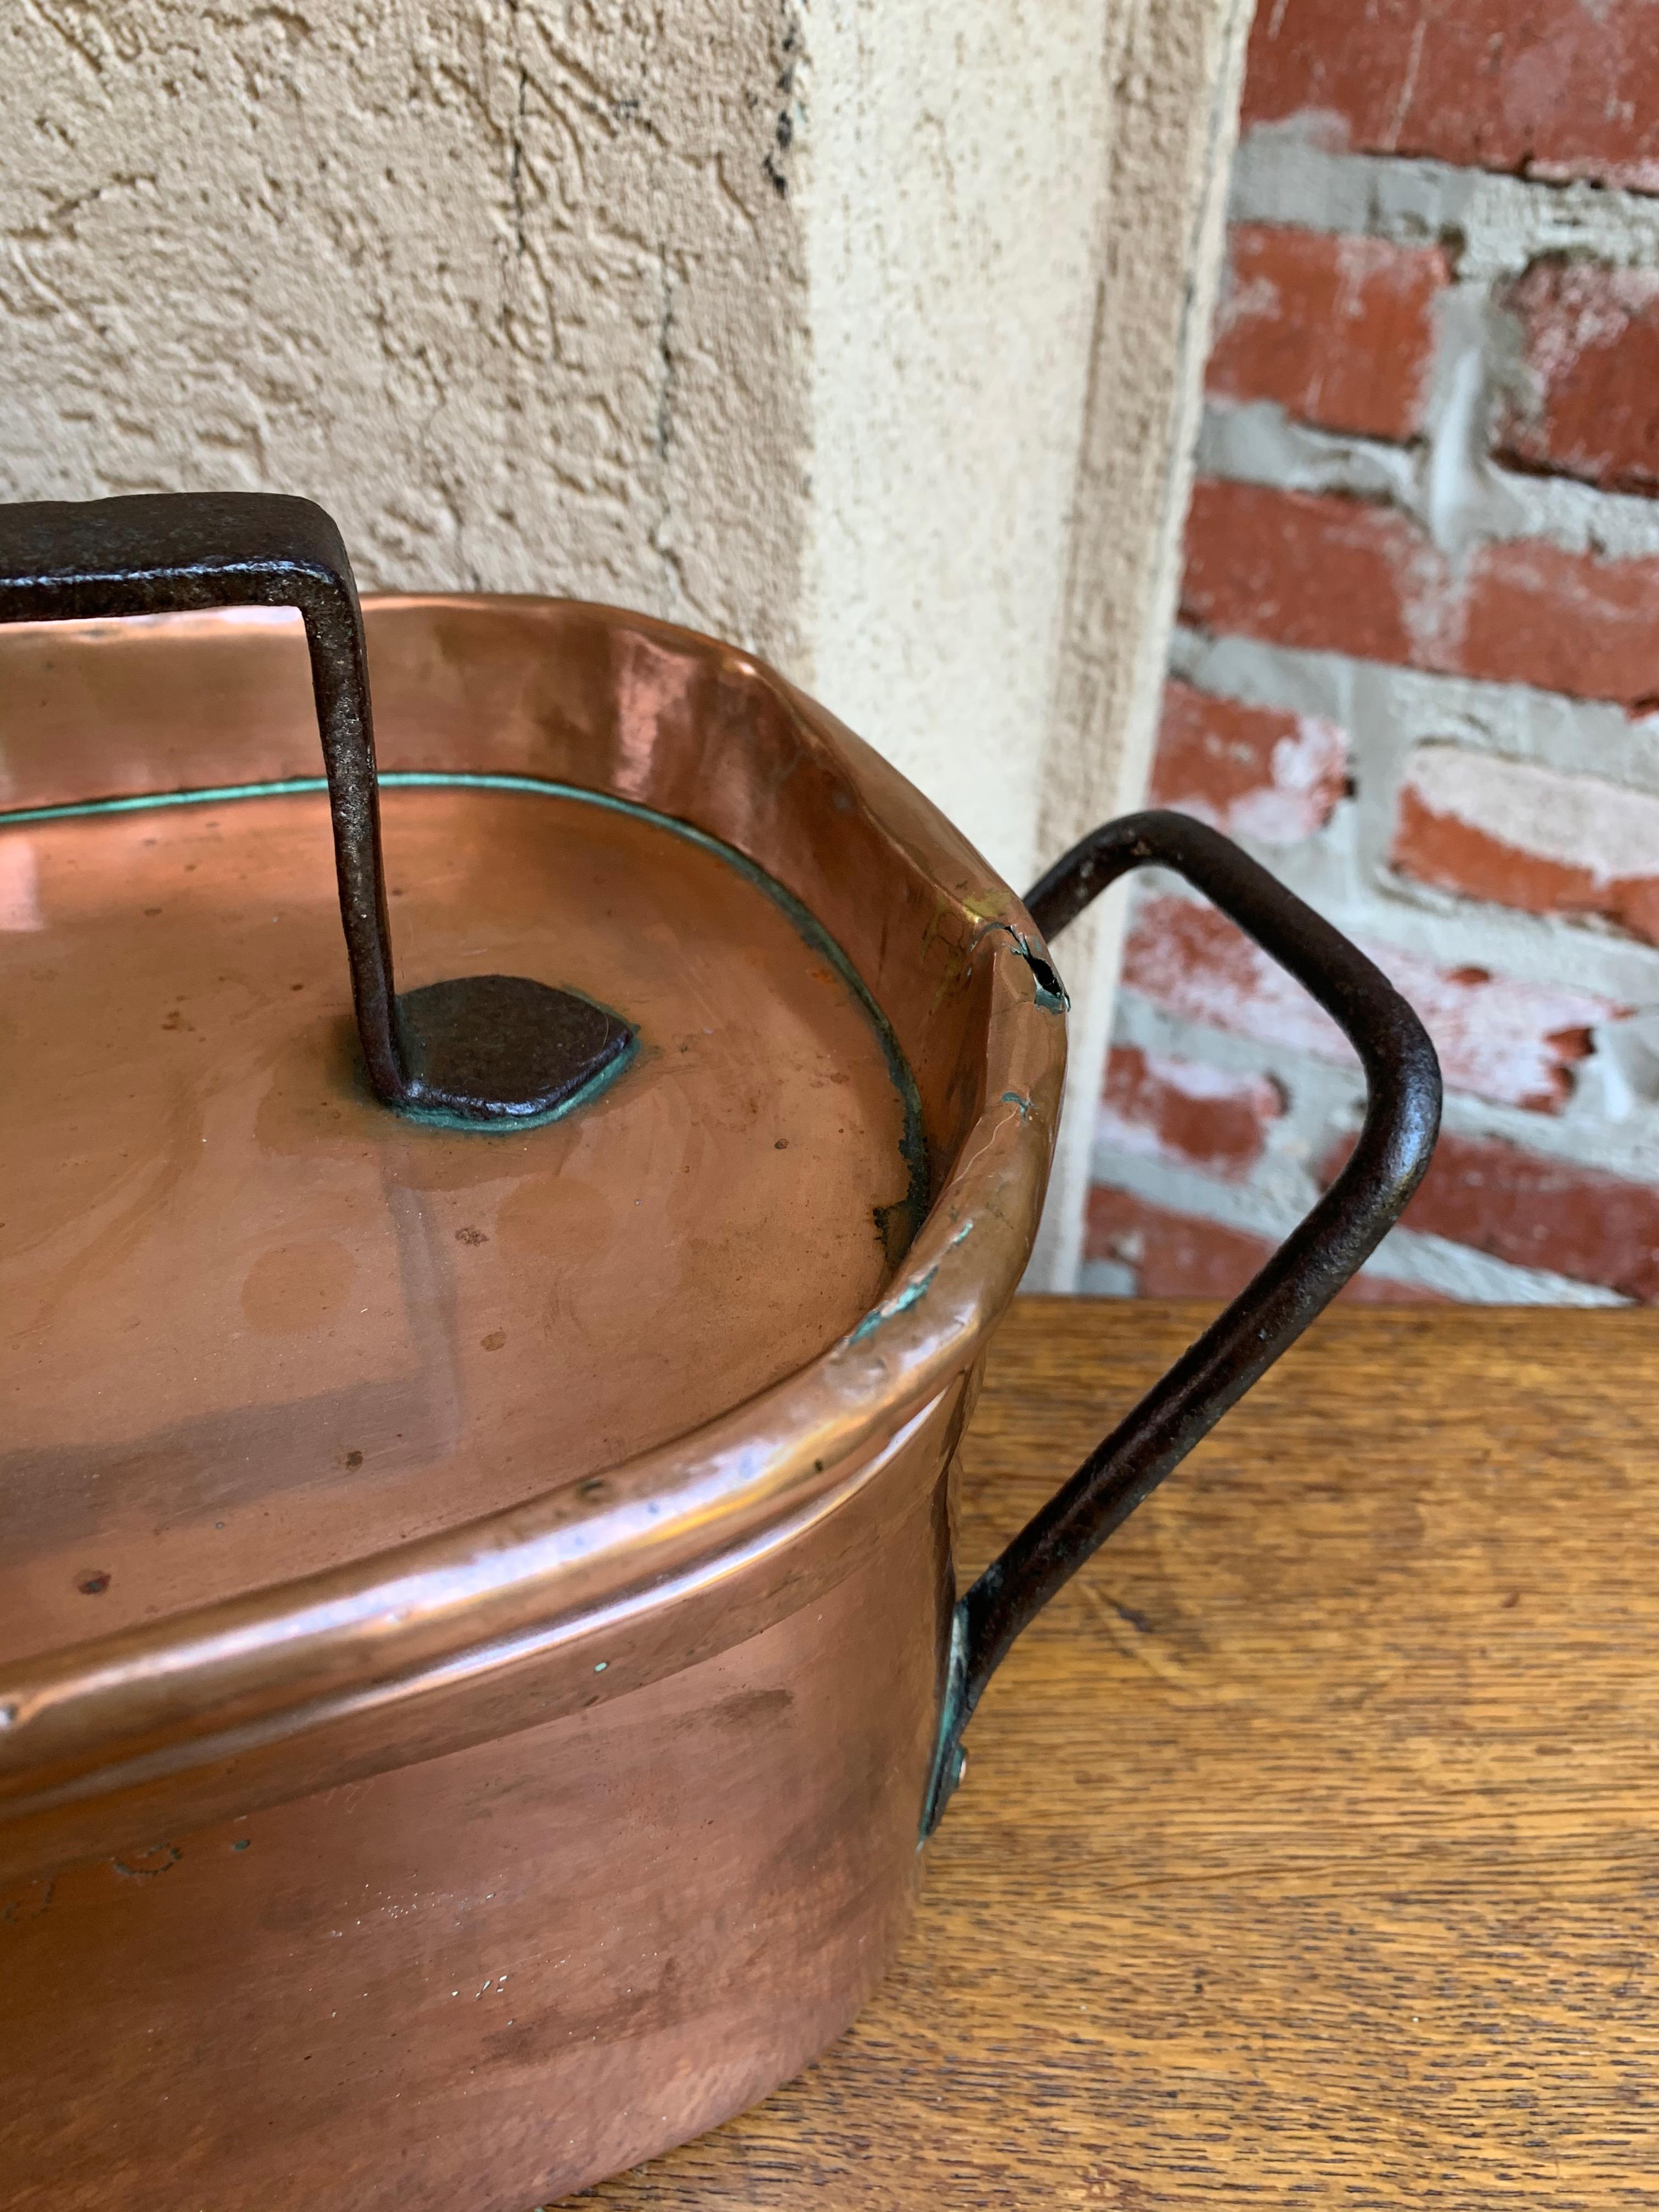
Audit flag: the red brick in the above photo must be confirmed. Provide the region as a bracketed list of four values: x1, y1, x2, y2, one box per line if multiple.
[1319, 1127, 1659, 1300]
[1086, 1186, 1444, 1303]
[1242, 0, 1659, 195]
[1497, 260, 1659, 498]
[1088, 1186, 1274, 1298]
[1099, 1045, 1283, 1181]
[1122, 892, 1618, 1113]
[1181, 478, 1441, 666]
[1181, 477, 1659, 710]
[1460, 537, 1659, 707]
[1150, 678, 1348, 843]
[1208, 224, 1448, 442]
[1392, 743, 1659, 947]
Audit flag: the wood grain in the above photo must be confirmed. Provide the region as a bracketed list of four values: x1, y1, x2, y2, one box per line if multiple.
[572, 1297, 1659, 2208]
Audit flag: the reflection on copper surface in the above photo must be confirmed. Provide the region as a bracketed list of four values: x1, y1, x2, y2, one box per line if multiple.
[0, 595, 1062, 2211]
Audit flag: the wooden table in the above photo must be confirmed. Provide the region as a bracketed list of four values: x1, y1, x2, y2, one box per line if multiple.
[575, 1297, 1659, 2207]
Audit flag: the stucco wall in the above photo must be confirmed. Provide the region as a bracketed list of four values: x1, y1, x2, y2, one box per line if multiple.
[798, 2, 1109, 888]
[1, 3, 808, 650]
[1, 0, 1247, 1287]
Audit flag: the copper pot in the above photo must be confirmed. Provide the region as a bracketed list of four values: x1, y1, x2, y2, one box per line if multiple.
[0, 496, 1440, 2210]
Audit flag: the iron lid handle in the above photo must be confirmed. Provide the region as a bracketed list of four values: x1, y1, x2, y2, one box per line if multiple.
[0, 492, 631, 1126]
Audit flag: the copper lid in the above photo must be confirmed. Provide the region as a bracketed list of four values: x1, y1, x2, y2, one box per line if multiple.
[0, 496, 1063, 1871]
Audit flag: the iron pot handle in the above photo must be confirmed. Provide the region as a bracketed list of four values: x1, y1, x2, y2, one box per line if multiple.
[0, 490, 630, 1126]
[922, 808, 1442, 1832]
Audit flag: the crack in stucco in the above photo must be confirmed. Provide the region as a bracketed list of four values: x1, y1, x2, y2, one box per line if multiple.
[763, 2, 804, 199]
[14, 172, 160, 248]
[506, 1, 529, 261]
[650, 247, 687, 608]
[22, 0, 128, 77]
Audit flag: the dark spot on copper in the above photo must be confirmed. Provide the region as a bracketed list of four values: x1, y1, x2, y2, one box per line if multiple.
[455, 1226, 488, 1246]
[75, 1569, 110, 1595]
[712, 1687, 793, 1730]
[481, 1330, 506, 1352]
[110, 1846, 181, 1878]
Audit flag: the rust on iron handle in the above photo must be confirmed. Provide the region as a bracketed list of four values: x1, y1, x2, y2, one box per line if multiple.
[923, 810, 1443, 1833]
[0, 491, 632, 1126]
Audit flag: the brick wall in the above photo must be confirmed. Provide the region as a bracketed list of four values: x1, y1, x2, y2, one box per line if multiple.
[1087, 0, 1659, 1308]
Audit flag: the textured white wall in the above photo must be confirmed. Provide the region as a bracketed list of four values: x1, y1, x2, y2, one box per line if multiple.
[0, 3, 808, 652]
[798, 2, 1109, 888]
[0, 0, 1247, 1288]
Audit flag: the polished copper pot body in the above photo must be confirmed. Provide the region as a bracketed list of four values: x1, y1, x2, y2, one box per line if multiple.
[0, 497, 1438, 2211]
[0, 588, 1062, 2210]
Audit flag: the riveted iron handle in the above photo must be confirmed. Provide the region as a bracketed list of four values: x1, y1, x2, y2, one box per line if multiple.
[923, 809, 1441, 1833]
[0, 492, 630, 1125]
